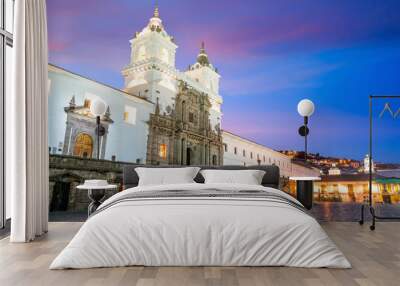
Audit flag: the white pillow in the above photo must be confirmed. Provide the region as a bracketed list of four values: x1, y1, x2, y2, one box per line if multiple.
[200, 169, 266, 185]
[135, 167, 201, 186]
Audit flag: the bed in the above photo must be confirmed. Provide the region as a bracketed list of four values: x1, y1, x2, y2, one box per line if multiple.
[50, 165, 350, 269]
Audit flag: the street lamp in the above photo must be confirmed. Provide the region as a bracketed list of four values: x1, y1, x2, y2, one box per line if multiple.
[297, 99, 315, 161]
[90, 100, 107, 159]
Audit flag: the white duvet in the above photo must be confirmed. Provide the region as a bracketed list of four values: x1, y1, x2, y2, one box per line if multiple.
[50, 183, 351, 269]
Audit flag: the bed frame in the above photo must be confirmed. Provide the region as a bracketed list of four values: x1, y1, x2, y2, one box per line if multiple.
[123, 165, 280, 190]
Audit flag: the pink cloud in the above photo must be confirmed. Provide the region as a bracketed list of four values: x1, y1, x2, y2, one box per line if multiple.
[48, 40, 69, 52]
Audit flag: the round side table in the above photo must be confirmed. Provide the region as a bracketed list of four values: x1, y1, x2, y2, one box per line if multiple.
[77, 184, 117, 217]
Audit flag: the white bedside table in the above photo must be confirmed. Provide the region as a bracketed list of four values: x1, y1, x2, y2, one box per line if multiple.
[77, 180, 118, 216]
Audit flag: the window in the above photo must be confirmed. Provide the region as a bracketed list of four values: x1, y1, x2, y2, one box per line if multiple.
[161, 48, 169, 64]
[124, 105, 137, 125]
[1, 0, 14, 228]
[224, 144, 227, 152]
[159, 144, 167, 160]
[243, 150, 246, 157]
[263, 155, 266, 162]
[250, 152, 253, 159]
[188, 112, 194, 123]
[138, 45, 146, 61]
[234, 147, 237, 155]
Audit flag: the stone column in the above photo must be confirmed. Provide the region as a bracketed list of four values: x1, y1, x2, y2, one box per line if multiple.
[182, 138, 187, 165]
[174, 137, 181, 165]
[62, 124, 71, 155]
[202, 141, 207, 165]
[169, 134, 175, 164]
[219, 144, 223, 166]
[208, 144, 211, 165]
[100, 132, 108, 160]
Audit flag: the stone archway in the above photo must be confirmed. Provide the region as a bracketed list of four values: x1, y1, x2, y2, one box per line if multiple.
[212, 155, 217, 166]
[49, 173, 83, 212]
[73, 133, 93, 158]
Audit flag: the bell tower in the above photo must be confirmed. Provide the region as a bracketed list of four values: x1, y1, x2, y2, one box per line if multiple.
[185, 42, 222, 132]
[122, 6, 178, 110]
[128, 6, 177, 66]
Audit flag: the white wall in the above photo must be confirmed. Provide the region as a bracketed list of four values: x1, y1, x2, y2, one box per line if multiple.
[48, 65, 154, 163]
[222, 131, 320, 177]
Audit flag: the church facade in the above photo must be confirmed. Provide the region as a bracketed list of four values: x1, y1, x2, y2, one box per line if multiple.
[122, 7, 223, 165]
[49, 7, 223, 166]
[146, 81, 223, 165]
[47, 7, 318, 177]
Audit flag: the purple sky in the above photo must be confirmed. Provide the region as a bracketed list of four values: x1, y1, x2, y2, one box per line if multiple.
[47, 0, 400, 162]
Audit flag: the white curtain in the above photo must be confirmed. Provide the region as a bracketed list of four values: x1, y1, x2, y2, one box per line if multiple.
[7, 0, 49, 242]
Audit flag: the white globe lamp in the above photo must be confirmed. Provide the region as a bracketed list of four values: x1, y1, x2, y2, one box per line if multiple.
[297, 99, 315, 161]
[90, 100, 107, 116]
[297, 99, 315, 117]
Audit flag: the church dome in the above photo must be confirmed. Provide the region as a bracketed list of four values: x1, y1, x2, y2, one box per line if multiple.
[132, 6, 175, 43]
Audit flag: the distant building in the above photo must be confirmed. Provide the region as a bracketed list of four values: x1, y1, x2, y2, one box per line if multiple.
[328, 164, 341, 175]
[363, 154, 375, 173]
[223, 131, 320, 177]
[314, 173, 400, 203]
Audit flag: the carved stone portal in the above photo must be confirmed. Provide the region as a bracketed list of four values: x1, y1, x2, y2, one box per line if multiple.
[63, 96, 113, 159]
[146, 81, 223, 165]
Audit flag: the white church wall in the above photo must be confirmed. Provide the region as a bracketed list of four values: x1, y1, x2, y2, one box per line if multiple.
[222, 131, 319, 177]
[48, 64, 153, 163]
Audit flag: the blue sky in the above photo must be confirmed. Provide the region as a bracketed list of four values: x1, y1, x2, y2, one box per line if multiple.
[47, 0, 400, 162]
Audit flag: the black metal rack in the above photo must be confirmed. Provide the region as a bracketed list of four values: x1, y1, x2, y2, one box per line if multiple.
[359, 95, 400, 230]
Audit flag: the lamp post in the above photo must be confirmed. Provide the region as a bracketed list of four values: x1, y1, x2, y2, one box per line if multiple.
[90, 100, 107, 159]
[297, 99, 315, 161]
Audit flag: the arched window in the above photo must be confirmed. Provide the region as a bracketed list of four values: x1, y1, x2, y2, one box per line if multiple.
[161, 48, 169, 64]
[212, 155, 218, 166]
[138, 45, 146, 61]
